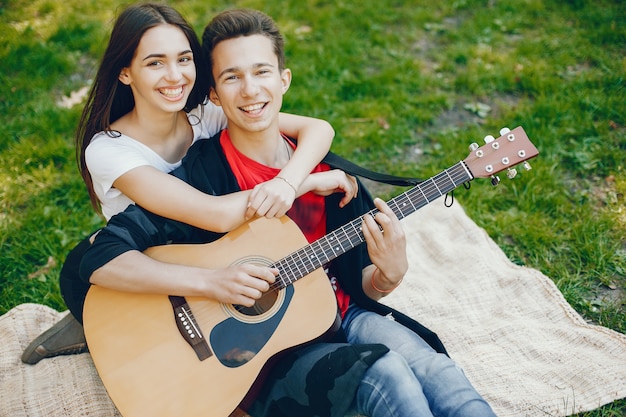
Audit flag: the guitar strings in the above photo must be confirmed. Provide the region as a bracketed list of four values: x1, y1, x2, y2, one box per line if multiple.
[233, 162, 472, 313]
[264, 162, 472, 294]
[235, 126, 535, 309]
[253, 129, 533, 295]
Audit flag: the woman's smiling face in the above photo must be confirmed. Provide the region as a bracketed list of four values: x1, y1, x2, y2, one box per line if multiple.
[119, 24, 197, 115]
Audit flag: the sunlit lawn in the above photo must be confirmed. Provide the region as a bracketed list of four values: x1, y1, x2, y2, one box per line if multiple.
[1, 0, 624, 415]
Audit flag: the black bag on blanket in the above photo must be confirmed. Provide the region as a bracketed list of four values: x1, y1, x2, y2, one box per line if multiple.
[247, 343, 389, 417]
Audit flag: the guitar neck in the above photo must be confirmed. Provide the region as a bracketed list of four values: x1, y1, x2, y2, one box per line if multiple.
[272, 161, 473, 289]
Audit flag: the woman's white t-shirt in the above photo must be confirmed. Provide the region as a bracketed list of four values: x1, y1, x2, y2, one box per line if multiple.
[85, 103, 227, 220]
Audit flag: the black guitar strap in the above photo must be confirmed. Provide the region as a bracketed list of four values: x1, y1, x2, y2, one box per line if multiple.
[322, 151, 458, 207]
[321, 151, 423, 187]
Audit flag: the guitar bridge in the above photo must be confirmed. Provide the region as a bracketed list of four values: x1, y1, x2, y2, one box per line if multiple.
[168, 296, 213, 361]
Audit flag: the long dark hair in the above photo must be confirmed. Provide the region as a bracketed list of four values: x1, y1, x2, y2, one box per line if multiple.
[75, 3, 208, 213]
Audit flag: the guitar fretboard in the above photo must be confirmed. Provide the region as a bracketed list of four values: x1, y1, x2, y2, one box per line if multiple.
[270, 161, 473, 290]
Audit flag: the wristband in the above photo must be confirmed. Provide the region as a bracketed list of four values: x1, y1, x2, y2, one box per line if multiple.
[275, 176, 297, 193]
[370, 267, 402, 293]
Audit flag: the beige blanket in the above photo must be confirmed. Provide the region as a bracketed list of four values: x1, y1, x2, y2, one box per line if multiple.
[1, 202, 625, 416]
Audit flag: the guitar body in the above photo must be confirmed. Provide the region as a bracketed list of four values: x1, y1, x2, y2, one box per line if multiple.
[83, 216, 338, 417]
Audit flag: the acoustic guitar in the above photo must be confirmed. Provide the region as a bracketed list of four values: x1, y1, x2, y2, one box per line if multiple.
[83, 126, 538, 417]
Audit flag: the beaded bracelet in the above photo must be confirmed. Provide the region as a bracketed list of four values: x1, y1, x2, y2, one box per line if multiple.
[370, 267, 402, 293]
[275, 176, 297, 193]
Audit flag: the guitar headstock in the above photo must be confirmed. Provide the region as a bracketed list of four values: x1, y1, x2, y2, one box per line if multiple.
[464, 126, 538, 184]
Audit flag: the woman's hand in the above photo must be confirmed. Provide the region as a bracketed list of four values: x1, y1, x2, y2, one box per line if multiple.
[245, 177, 298, 219]
[245, 169, 359, 219]
[302, 170, 358, 208]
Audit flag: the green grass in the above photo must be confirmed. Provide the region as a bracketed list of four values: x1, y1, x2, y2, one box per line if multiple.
[1, 0, 624, 415]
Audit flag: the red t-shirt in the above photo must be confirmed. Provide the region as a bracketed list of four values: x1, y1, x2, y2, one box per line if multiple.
[220, 131, 351, 317]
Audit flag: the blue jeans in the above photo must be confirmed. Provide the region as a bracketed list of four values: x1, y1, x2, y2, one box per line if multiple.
[342, 304, 497, 417]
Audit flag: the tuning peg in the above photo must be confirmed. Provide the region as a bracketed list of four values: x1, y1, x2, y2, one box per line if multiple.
[490, 175, 501, 186]
[499, 127, 511, 136]
[484, 135, 495, 143]
[507, 168, 518, 179]
[469, 142, 479, 151]
[523, 161, 532, 171]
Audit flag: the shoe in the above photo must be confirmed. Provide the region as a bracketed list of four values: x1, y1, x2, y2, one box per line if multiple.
[21, 313, 88, 365]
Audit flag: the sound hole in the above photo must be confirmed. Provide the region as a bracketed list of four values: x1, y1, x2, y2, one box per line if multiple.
[234, 288, 280, 316]
[228, 256, 285, 320]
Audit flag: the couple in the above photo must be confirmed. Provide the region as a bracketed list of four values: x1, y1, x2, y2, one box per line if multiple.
[26, 4, 496, 417]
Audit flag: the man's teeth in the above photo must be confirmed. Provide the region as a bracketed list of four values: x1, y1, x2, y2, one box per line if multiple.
[241, 103, 265, 112]
[160, 87, 183, 98]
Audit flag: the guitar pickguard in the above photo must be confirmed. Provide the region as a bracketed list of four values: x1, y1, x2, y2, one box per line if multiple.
[211, 285, 294, 368]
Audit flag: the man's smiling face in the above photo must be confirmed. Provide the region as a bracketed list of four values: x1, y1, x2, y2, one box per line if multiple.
[209, 34, 291, 136]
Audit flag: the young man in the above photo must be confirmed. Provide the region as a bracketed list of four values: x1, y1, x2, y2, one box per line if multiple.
[80, 9, 496, 417]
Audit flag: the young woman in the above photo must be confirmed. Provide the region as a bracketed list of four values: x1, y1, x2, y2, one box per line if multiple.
[79, 2, 336, 228]
[21, 3, 351, 365]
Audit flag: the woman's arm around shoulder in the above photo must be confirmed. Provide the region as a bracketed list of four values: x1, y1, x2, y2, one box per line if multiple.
[245, 113, 335, 218]
[111, 114, 337, 233]
[113, 166, 252, 233]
